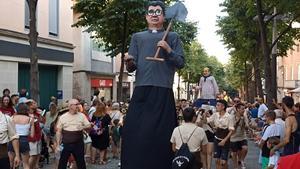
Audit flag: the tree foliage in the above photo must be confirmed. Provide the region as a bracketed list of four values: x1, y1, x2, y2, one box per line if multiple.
[217, 0, 300, 103]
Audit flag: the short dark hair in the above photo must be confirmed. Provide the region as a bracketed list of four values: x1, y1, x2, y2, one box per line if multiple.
[282, 96, 294, 109]
[2, 88, 10, 96]
[217, 100, 228, 110]
[265, 110, 276, 121]
[17, 103, 29, 116]
[183, 107, 196, 122]
[146, 1, 166, 15]
[236, 103, 245, 109]
[19, 88, 27, 97]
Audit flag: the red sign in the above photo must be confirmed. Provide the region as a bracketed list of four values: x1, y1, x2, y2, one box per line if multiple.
[91, 79, 113, 87]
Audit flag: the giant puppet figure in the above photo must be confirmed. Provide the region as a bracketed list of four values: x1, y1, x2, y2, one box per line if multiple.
[121, 1, 186, 169]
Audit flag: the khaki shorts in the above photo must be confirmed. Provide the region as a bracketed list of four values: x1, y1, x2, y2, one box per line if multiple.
[29, 141, 42, 156]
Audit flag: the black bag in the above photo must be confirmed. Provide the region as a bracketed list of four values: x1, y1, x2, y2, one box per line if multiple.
[172, 127, 197, 169]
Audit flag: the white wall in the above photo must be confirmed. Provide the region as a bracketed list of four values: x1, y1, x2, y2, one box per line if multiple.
[57, 65, 73, 103]
[0, 61, 18, 94]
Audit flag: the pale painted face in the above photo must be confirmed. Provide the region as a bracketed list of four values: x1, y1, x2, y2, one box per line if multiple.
[203, 68, 210, 76]
[146, 5, 164, 28]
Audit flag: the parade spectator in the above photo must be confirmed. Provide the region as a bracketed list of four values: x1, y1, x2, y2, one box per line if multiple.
[43, 102, 57, 151]
[18, 89, 27, 104]
[122, 1, 184, 169]
[89, 102, 111, 165]
[11, 94, 19, 110]
[270, 96, 300, 156]
[26, 99, 44, 169]
[56, 99, 91, 169]
[111, 119, 121, 159]
[259, 111, 281, 169]
[88, 99, 100, 120]
[0, 110, 20, 169]
[110, 102, 122, 123]
[230, 103, 249, 169]
[171, 107, 208, 169]
[196, 106, 214, 169]
[258, 98, 268, 120]
[195, 67, 219, 107]
[80, 101, 92, 163]
[205, 100, 234, 169]
[2, 88, 10, 96]
[8, 103, 34, 169]
[274, 109, 285, 141]
[0, 95, 16, 116]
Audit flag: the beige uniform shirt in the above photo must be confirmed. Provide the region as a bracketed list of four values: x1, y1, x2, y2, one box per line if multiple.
[230, 112, 249, 142]
[207, 112, 235, 130]
[170, 123, 208, 152]
[0, 112, 19, 144]
[57, 112, 91, 131]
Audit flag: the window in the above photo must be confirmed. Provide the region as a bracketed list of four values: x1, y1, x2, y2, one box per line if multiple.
[49, 0, 59, 36]
[25, 0, 30, 29]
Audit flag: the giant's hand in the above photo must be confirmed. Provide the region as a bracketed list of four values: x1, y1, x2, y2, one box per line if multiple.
[157, 40, 172, 53]
[125, 54, 137, 72]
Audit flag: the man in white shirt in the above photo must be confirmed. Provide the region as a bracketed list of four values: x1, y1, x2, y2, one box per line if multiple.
[257, 98, 268, 120]
[259, 111, 281, 169]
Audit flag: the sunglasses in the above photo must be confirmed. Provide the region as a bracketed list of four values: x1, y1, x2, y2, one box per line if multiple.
[147, 9, 163, 16]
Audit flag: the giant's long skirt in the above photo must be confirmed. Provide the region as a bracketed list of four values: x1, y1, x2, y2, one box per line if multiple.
[121, 86, 177, 169]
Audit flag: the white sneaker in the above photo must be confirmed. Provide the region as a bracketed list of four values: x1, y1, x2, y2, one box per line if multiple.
[241, 161, 246, 169]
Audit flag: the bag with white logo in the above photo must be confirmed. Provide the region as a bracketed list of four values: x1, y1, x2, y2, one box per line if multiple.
[172, 127, 197, 169]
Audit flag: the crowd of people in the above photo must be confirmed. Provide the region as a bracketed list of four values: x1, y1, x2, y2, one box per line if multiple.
[0, 88, 128, 169]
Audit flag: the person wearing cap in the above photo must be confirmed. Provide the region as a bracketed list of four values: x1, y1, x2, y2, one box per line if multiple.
[122, 1, 184, 169]
[0, 110, 20, 169]
[204, 100, 234, 169]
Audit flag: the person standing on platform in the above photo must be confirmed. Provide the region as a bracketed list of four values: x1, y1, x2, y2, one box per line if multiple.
[194, 67, 219, 108]
[122, 1, 185, 169]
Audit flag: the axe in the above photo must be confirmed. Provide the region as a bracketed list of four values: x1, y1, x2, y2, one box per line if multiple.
[146, 1, 188, 62]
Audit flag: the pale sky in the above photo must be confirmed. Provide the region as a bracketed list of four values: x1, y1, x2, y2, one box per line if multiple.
[184, 0, 230, 64]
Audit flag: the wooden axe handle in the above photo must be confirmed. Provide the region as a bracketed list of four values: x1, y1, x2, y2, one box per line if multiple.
[153, 20, 173, 58]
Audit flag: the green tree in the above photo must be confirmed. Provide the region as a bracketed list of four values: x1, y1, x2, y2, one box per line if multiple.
[217, 0, 300, 105]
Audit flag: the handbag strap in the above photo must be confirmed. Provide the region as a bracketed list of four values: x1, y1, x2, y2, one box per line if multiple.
[178, 126, 198, 144]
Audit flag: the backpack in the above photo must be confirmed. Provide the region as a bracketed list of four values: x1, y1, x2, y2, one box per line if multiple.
[172, 127, 197, 169]
[91, 116, 104, 136]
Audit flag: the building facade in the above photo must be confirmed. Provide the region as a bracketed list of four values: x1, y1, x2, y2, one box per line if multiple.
[73, 11, 115, 103]
[277, 41, 300, 102]
[0, 0, 74, 109]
